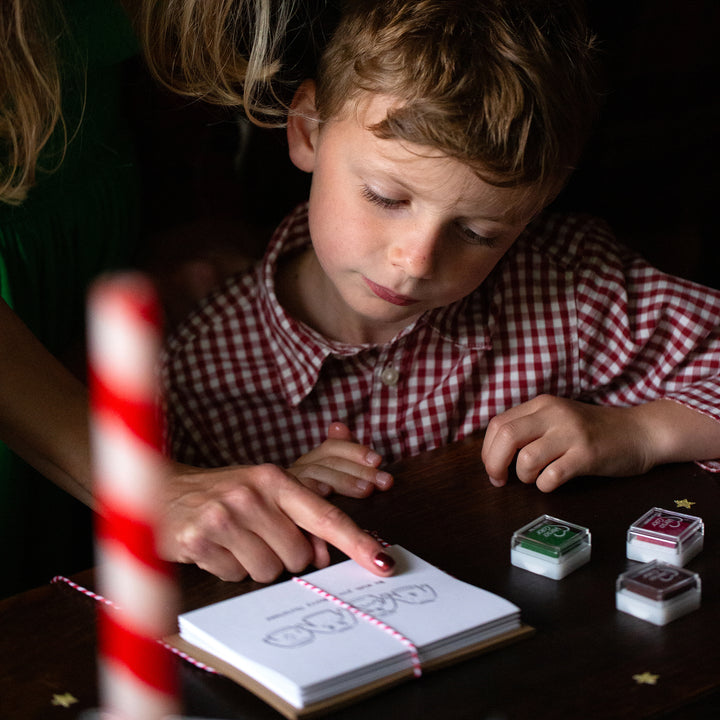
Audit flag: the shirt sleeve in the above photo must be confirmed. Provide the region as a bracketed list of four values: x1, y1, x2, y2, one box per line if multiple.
[571, 220, 720, 469]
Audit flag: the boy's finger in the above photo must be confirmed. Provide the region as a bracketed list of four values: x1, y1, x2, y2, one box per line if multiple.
[535, 457, 575, 493]
[295, 456, 393, 494]
[325, 424, 385, 468]
[483, 413, 546, 484]
[292, 464, 374, 497]
[327, 421, 353, 440]
[294, 438, 382, 469]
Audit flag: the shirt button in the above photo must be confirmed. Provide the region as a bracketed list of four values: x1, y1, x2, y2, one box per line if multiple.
[380, 365, 400, 386]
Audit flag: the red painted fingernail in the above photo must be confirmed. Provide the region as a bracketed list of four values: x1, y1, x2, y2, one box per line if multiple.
[373, 551, 395, 572]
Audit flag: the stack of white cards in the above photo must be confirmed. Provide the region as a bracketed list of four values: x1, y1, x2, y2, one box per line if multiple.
[172, 546, 530, 717]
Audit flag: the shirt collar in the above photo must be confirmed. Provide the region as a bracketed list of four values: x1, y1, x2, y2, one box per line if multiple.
[258, 204, 493, 406]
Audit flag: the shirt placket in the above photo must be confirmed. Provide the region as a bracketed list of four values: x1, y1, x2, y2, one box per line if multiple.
[368, 345, 404, 460]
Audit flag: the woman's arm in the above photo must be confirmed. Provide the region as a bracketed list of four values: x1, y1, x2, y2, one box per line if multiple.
[0, 298, 94, 506]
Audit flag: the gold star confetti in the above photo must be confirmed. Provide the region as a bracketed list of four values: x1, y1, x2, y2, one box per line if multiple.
[674, 499, 696, 509]
[633, 672, 659, 685]
[51, 693, 78, 708]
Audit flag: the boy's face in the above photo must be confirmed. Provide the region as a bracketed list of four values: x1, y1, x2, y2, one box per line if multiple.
[287, 87, 545, 345]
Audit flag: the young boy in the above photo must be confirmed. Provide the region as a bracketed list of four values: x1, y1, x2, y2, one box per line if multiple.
[161, 0, 720, 496]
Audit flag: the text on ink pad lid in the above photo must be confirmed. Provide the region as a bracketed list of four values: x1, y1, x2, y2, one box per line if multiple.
[616, 560, 701, 625]
[626, 507, 703, 566]
[511, 515, 591, 579]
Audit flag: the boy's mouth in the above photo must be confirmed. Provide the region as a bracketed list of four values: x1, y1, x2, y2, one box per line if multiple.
[363, 277, 418, 306]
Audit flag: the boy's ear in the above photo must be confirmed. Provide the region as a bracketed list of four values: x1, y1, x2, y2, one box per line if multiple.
[287, 80, 320, 173]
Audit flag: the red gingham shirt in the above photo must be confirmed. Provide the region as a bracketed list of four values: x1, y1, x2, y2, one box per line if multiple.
[161, 204, 720, 470]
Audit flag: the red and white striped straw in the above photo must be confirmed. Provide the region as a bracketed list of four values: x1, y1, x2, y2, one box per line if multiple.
[88, 273, 179, 720]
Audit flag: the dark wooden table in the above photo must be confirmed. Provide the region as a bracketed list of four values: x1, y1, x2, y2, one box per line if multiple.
[2, 434, 719, 719]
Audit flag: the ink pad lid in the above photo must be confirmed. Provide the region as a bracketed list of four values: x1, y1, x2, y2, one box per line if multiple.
[512, 515, 588, 558]
[616, 561, 701, 625]
[626, 507, 703, 566]
[511, 515, 591, 579]
[617, 560, 700, 601]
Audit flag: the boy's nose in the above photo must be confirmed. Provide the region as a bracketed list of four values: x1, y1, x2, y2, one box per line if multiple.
[389, 227, 440, 280]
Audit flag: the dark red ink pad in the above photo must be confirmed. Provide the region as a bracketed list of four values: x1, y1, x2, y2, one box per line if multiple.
[616, 560, 701, 625]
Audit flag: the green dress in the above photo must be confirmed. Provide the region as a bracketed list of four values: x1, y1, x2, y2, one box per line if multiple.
[0, 0, 141, 598]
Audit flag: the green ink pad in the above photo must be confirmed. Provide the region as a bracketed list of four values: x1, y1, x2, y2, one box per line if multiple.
[511, 515, 591, 579]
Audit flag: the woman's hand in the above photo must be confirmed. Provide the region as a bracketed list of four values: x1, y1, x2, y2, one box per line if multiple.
[157, 458, 396, 584]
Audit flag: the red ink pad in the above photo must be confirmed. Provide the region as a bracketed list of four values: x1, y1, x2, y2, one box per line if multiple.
[626, 507, 703, 566]
[616, 560, 701, 625]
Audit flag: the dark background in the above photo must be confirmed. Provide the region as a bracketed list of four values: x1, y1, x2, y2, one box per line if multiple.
[556, 0, 720, 289]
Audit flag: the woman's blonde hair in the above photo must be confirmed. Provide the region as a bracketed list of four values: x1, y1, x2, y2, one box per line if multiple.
[0, 0, 65, 205]
[141, 0, 324, 124]
[316, 0, 599, 200]
[1, 0, 316, 205]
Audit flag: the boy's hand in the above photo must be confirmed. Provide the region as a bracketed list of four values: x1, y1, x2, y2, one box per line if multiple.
[157, 460, 396, 584]
[288, 422, 394, 498]
[481, 395, 656, 492]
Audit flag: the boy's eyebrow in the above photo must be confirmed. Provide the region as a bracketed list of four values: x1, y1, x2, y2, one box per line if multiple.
[361, 154, 538, 226]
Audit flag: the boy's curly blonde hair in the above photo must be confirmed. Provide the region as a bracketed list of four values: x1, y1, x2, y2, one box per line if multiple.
[315, 0, 599, 200]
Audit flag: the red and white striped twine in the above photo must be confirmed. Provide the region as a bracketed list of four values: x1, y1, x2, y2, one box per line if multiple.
[51, 575, 217, 674]
[366, 530, 392, 548]
[292, 576, 422, 678]
[52, 574, 118, 607]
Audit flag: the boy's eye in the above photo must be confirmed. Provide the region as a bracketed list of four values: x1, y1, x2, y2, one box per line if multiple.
[457, 224, 499, 248]
[362, 186, 404, 210]
[361, 185, 500, 248]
